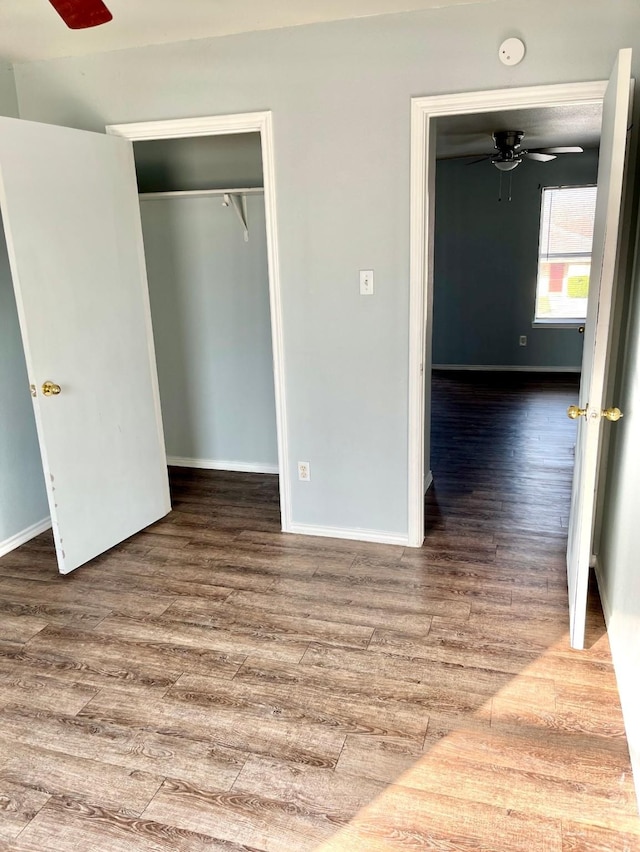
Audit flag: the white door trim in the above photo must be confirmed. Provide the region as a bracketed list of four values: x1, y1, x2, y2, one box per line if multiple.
[408, 81, 607, 548]
[106, 112, 292, 531]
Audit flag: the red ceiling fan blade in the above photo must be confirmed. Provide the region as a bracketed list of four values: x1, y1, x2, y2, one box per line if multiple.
[48, 0, 113, 29]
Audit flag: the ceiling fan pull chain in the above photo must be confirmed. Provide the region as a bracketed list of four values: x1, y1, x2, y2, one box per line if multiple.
[497, 171, 513, 202]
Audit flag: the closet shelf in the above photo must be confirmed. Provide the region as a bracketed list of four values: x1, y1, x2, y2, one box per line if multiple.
[138, 187, 264, 200]
[138, 187, 264, 242]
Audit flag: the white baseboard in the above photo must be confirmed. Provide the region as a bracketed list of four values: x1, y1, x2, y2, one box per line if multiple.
[167, 456, 279, 474]
[286, 522, 408, 547]
[432, 364, 581, 373]
[592, 556, 609, 618]
[0, 517, 52, 558]
[424, 470, 434, 495]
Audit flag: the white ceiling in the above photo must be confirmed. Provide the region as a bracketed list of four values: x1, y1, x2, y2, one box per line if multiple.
[436, 103, 603, 159]
[0, 0, 496, 63]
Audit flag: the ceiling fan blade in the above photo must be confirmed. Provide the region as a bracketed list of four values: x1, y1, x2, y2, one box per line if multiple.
[525, 152, 556, 162]
[48, 0, 113, 29]
[466, 155, 493, 165]
[533, 146, 584, 154]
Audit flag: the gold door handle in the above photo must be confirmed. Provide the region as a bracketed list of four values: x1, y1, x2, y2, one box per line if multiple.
[567, 405, 587, 420]
[42, 381, 61, 397]
[602, 407, 623, 422]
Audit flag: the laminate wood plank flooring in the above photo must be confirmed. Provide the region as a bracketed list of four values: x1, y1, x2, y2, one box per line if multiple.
[1, 371, 639, 850]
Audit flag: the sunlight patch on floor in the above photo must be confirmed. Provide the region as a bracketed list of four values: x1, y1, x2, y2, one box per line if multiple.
[314, 632, 639, 851]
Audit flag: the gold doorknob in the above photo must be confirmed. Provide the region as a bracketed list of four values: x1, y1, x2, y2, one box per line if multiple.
[42, 381, 61, 397]
[567, 405, 587, 420]
[602, 407, 623, 422]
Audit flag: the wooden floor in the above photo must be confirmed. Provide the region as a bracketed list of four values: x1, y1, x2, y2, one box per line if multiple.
[1, 371, 639, 851]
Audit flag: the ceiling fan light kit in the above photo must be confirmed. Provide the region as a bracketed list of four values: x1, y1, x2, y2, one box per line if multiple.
[487, 130, 584, 172]
[466, 128, 586, 199]
[48, 0, 113, 30]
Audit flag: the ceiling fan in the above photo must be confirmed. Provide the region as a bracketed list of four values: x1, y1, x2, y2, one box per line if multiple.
[471, 130, 584, 171]
[48, 0, 112, 29]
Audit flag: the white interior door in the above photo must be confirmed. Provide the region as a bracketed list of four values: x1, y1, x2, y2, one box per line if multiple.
[0, 117, 171, 574]
[566, 48, 632, 649]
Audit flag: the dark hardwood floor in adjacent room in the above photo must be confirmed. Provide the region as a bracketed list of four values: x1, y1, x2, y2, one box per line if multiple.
[1, 370, 639, 850]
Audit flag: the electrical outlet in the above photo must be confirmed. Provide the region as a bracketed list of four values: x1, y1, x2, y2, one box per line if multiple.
[519, 335, 527, 347]
[359, 270, 374, 295]
[298, 461, 311, 481]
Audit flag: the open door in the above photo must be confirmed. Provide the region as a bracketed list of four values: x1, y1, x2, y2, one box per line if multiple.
[0, 117, 171, 574]
[566, 48, 632, 649]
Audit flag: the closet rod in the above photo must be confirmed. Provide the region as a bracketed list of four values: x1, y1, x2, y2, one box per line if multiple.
[138, 187, 264, 200]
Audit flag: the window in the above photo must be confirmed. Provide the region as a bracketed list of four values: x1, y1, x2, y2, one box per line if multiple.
[534, 185, 598, 324]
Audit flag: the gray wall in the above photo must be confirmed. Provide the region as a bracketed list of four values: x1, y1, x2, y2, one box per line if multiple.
[0, 64, 49, 549]
[0, 63, 18, 117]
[433, 150, 599, 369]
[140, 194, 277, 468]
[12, 0, 640, 536]
[598, 207, 640, 802]
[134, 132, 263, 193]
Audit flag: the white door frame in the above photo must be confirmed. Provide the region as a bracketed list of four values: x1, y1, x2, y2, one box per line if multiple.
[107, 112, 292, 531]
[407, 81, 607, 547]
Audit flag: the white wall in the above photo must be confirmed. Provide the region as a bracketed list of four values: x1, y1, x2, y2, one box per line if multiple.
[140, 194, 278, 470]
[0, 63, 49, 553]
[10, 1, 640, 540]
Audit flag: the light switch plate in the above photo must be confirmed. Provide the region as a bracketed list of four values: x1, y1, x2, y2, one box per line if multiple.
[359, 270, 374, 295]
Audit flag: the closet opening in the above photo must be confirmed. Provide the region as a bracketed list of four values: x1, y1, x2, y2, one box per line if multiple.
[108, 113, 290, 533]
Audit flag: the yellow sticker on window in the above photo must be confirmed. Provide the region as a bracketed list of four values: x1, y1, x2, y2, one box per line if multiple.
[568, 275, 589, 298]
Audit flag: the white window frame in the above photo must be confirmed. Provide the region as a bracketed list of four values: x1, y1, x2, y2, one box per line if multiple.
[532, 183, 598, 329]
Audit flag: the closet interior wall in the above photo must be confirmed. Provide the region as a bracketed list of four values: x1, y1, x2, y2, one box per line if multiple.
[133, 132, 279, 475]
